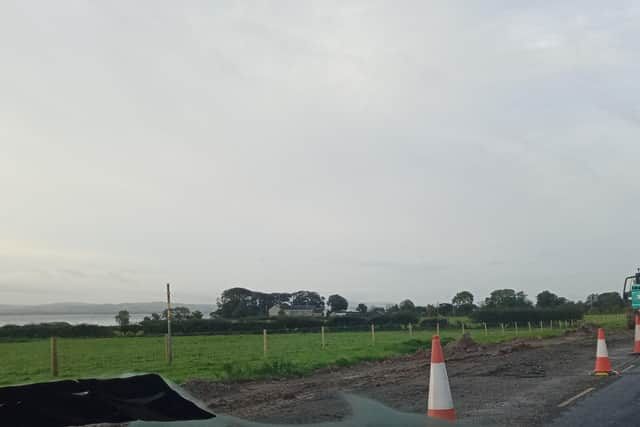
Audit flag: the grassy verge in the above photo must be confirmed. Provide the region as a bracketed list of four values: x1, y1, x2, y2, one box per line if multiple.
[0, 321, 581, 387]
[584, 313, 627, 329]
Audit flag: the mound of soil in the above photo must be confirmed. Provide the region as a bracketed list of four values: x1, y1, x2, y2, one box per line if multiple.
[578, 323, 598, 335]
[443, 333, 485, 360]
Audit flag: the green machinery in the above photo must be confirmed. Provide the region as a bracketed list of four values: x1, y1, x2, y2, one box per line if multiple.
[622, 270, 640, 328]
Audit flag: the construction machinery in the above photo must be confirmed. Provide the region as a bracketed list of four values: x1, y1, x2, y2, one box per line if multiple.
[622, 269, 640, 329]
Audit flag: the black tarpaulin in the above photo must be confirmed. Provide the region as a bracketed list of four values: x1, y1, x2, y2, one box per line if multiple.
[0, 373, 215, 427]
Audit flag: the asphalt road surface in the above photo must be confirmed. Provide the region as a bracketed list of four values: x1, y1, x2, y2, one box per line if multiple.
[548, 352, 640, 427]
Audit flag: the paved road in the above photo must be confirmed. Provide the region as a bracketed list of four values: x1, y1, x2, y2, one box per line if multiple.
[547, 353, 640, 427]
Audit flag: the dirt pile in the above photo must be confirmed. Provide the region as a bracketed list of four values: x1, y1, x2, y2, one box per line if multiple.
[443, 333, 485, 360]
[578, 323, 598, 335]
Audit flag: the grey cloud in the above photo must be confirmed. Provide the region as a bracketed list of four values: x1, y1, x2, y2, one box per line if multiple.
[0, 1, 639, 304]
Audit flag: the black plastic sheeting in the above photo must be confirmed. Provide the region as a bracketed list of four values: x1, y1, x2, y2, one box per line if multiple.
[0, 373, 215, 427]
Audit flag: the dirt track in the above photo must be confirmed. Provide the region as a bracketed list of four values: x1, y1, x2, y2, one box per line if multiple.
[184, 327, 634, 426]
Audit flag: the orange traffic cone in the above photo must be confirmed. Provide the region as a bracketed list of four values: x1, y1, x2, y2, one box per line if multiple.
[633, 315, 640, 355]
[427, 335, 456, 421]
[593, 328, 615, 376]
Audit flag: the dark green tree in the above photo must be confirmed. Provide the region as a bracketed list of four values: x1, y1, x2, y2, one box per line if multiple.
[484, 289, 531, 308]
[452, 291, 476, 315]
[162, 306, 191, 321]
[536, 290, 568, 308]
[452, 291, 474, 306]
[291, 290, 325, 310]
[438, 303, 454, 316]
[327, 294, 348, 313]
[399, 299, 415, 311]
[115, 310, 130, 329]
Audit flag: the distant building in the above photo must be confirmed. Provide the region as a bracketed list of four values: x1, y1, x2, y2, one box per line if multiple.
[268, 305, 323, 317]
[328, 310, 359, 317]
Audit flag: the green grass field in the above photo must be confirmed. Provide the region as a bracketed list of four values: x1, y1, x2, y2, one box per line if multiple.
[0, 319, 596, 387]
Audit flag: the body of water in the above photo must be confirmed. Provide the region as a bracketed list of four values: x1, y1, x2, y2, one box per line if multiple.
[0, 313, 149, 326]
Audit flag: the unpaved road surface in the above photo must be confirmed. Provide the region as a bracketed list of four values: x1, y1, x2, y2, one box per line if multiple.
[184, 328, 636, 426]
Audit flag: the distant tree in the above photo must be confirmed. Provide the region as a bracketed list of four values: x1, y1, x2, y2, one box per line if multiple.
[386, 304, 400, 313]
[414, 305, 428, 316]
[115, 310, 130, 329]
[438, 303, 454, 316]
[162, 306, 191, 321]
[291, 290, 325, 310]
[327, 294, 348, 313]
[356, 303, 368, 314]
[143, 316, 151, 322]
[216, 287, 260, 318]
[191, 310, 204, 320]
[452, 291, 474, 307]
[536, 290, 569, 308]
[369, 306, 385, 315]
[399, 299, 415, 311]
[452, 291, 476, 315]
[588, 292, 624, 313]
[424, 304, 438, 317]
[151, 312, 160, 321]
[484, 289, 531, 308]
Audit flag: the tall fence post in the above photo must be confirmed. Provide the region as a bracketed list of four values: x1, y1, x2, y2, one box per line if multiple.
[461, 322, 465, 335]
[539, 320, 543, 331]
[549, 320, 553, 330]
[501, 323, 505, 335]
[263, 329, 268, 356]
[166, 283, 173, 364]
[371, 323, 376, 345]
[50, 336, 59, 377]
[528, 321, 532, 335]
[436, 322, 440, 336]
[164, 334, 169, 360]
[483, 322, 488, 336]
[515, 322, 518, 336]
[321, 326, 326, 349]
[408, 323, 413, 337]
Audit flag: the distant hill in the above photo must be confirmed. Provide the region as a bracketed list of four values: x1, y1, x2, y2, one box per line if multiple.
[0, 302, 216, 315]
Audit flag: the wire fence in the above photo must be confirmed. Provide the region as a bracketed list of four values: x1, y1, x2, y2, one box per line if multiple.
[0, 318, 589, 387]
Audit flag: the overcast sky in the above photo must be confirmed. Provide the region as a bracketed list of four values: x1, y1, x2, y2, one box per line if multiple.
[1, 1, 640, 306]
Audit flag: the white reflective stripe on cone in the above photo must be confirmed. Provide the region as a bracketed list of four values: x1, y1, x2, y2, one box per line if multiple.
[428, 362, 453, 410]
[596, 339, 609, 357]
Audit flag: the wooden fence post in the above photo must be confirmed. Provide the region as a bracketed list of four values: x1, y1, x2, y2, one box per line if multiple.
[528, 321, 532, 334]
[164, 334, 169, 360]
[321, 326, 326, 349]
[461, 322, 465, 335]
[436, 322, 440, 336]
[539, 320, 543, 331]
[408, 323, 413, 337]
[549, 320, 553, 330]
[371, 323, 376, 345]
[501, 323, 505, 335]
[483, 322, 488, 336]
[166, 283, 173, 364]
[50, 336, 59, 377]
[515, 322, 518, 336]
[263, 329, 268, 356]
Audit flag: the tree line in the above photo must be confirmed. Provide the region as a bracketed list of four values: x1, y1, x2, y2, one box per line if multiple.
[109, 287, 626, 330]
[110, 287, 625, 328]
